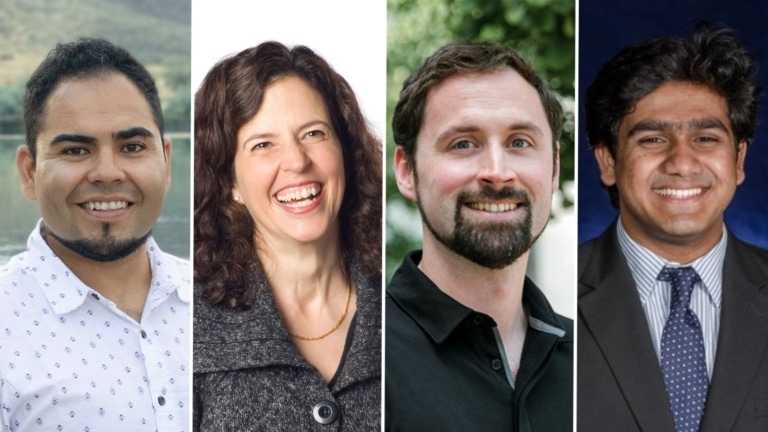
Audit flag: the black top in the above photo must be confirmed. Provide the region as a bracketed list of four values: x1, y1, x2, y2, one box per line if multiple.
[385, 251, 573, 431]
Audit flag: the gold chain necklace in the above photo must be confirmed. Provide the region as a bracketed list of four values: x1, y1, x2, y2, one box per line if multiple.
[289, 279, 351, 341]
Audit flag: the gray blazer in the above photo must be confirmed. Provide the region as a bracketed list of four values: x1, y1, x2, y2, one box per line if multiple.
[193, 263, 381, 431]
[578, 222, 768, 431]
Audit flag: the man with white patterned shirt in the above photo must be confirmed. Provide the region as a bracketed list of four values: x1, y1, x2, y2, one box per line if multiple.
[0, 38, 190, 431]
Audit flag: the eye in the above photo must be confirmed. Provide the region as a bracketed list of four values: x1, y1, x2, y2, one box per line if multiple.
[694, 135, 720, 143]
[452, 139, 474, 150]
[251, 141, 272, 151]
[637, 136, 667, 146]
[304, 130, 327, 142]
[63, 147, 89, 156]
[122, 143, 145, 153]
[509, 138, 531, 149]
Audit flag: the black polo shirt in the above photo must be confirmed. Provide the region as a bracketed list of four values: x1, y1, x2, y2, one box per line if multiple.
[385, 251, 573, 431]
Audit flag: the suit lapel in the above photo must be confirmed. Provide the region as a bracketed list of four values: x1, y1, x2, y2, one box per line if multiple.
[701, 235, 768, 431]
[579, 226, 676, 431]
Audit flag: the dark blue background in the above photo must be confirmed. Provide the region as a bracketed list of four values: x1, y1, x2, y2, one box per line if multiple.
[578, 0, 768, 247]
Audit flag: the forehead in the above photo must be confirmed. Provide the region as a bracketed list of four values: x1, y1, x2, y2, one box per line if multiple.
[237, 76, 330, 139]
[618, 81, 730, 135]
[419, 68, 551, 144]
[39, 72, 158, 138]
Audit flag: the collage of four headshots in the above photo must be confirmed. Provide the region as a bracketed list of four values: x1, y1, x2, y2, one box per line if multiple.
[1, 0, 767, 431]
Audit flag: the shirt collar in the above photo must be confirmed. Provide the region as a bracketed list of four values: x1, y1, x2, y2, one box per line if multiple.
[24, 219, 189, 316]
[387, 250, 568, 343]
[616, 218, 725, 308]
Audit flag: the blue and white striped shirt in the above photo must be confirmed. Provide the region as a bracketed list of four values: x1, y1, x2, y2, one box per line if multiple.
[617, 219, 725, 378]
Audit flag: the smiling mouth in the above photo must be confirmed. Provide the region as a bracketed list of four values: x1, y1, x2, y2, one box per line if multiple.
[654, 188, 703, 199]
[81, 201, 130, 211]
[275, 184, 321, 208]
[466, 202, 520, 213]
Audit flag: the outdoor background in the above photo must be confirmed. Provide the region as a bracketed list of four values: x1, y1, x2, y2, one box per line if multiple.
[578, 0, 768, 248]
[0, 0, 191, 264]
[386, 0, 576, 317]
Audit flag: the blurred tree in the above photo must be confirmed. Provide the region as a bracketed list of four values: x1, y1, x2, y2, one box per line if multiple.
[386, 0, 575, 278]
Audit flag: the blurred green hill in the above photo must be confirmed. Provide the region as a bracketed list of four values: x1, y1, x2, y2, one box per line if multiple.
[0, 0, 190, 134]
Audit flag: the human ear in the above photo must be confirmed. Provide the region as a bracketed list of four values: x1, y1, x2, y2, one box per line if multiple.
[594, 145, 616, 187]
[394, 145, 417, 201]
[16, 145, 37, 201]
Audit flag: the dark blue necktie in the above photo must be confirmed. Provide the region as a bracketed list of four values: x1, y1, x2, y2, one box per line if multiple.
[658, 266, 709, 432]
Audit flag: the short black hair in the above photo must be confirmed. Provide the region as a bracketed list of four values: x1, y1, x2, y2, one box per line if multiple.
[393, 41, 563, 170]
[23, 37, 164, 159]
[585, 22, 760, 208]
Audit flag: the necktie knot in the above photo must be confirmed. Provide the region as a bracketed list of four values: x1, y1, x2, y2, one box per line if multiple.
[658, 266, 700, 309]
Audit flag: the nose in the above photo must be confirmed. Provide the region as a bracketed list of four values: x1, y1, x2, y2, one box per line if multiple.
[281, 139, 311, 173]
[663, 140, 702, 176]
[477, 144, 516, 186]
[87, 149, 126, 183]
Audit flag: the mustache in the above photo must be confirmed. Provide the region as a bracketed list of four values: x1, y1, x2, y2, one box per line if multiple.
[456, 186, 531, 206]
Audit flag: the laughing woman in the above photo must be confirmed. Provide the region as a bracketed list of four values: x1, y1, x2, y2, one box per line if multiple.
[192, 42, 382, 430]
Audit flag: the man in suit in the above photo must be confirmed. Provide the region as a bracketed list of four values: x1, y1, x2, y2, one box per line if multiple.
[578, 24, 768, 431]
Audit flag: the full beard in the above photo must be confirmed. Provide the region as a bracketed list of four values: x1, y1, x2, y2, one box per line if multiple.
[43, 222, 150, 262]
[419, 186, 543, 269]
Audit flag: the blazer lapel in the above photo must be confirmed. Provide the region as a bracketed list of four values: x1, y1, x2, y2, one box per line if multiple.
[701, 235, 768, 431]
[579, 226, 676, 431]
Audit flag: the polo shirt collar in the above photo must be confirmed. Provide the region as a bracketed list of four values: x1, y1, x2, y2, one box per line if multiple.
[387, 250, 568, 343]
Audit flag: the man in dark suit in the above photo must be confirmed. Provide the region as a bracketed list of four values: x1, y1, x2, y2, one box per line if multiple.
[578, 24, 768, 431]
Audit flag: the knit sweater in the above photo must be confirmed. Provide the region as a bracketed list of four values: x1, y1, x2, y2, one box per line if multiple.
[193, 262, 381, 431]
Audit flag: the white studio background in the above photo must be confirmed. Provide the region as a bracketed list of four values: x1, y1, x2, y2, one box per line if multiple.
[191, 0, 387, 139]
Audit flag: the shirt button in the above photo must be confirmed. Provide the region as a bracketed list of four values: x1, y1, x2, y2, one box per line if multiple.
[158, 396, 166, 406]
[140, 330, 147, 339]
[312, 400, 339, 424]
[491, 359, 503, 370]
[91, 293, 100, 300]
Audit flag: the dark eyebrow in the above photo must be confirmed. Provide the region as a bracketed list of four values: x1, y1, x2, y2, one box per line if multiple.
[49, 133, 96, 146]
[627, 118, 730, 138]
[435, 121, 544, 144]
[113, 127, 155, 140]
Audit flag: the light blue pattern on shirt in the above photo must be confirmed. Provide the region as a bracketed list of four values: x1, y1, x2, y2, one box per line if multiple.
[616, 219, 724, 378]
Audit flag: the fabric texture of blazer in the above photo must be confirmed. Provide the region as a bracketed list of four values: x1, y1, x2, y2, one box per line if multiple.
[193, 262, 381, 431]
[578, 221, 768, 431]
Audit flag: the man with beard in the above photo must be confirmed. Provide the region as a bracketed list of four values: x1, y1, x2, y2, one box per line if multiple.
[385, 42, 573, 431]
[0, 39, 190, 431]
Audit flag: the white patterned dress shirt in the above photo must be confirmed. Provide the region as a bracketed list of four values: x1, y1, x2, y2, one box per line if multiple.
[0, 220, 191, 431]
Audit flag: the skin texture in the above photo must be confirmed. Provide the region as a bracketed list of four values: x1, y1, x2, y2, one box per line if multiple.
[16, 72, 171, 321]
[394, 68, 559, 376]
[232, 76, 345, 255]
[595, 81, 746, 263]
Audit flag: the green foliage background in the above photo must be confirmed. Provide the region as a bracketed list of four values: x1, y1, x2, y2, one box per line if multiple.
[386, 0, 576, 278]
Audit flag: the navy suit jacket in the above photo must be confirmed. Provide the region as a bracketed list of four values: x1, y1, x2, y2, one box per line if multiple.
[578, 223, 768, 431]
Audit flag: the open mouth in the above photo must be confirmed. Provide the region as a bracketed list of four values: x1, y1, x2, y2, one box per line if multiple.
[81, 201, 131, 211]
[275, 184, 322, 208]
[466, 202, 520, 213]
[653, 188, 703, 199]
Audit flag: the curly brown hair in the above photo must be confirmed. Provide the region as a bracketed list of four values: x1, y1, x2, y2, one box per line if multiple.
[194, 41, 382, 310]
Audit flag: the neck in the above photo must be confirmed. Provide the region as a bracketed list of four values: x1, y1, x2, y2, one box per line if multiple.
[257, 231, 346, 303]
[44, 233, 151, 322]
[419, 231, 527, 331]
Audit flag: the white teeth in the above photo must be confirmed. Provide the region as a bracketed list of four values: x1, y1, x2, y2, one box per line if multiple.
[276, 185, 319, 204]
[467, 202, 518, 212]
[86, 201, 128, 211]
[655, 188, 703, 199]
